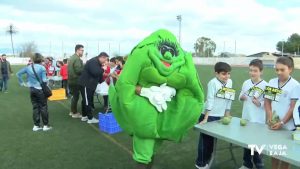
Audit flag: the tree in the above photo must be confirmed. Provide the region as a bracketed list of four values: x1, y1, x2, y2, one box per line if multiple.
[6, 24, 18, 56]
[276, 33, 300, 54]
[194, 37, 216, 57]
[19, 41, 38, 58]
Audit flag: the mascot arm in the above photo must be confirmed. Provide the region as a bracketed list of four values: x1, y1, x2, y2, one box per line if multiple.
[115, 49, 147, 104]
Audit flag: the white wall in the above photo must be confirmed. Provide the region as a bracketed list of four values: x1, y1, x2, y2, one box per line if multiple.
[7, 56, 300, 69]
[7, 57, 31, 65]
[193, 57, 300, 69]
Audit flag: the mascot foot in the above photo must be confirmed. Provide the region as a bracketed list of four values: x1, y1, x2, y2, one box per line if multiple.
[135, 163, 148, 169]
[135, 162, 153, 169]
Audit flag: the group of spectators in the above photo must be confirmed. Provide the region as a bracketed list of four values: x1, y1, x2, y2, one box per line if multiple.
[16, 44, 126, 131]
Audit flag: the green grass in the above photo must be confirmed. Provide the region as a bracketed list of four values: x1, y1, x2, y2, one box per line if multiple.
[0, 65, 299, 169]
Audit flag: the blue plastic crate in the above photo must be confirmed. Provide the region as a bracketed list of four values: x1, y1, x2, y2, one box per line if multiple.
[98, 112, 122, 134]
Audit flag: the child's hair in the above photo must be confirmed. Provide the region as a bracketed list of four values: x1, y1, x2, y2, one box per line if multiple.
[110, 57, 117, 64]
[214, 62, 231, 73]
[63, 59, 68, 64]
[58, 61, 64, 66]
[276, 56, 294, 69]
[116, 56, 125, 65]
[249, 59, 263, 71]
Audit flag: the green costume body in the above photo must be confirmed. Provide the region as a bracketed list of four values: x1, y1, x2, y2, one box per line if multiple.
[109, 29, 204, 164]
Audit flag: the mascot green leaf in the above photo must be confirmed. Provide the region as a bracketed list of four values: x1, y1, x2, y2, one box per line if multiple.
[109, 29, 204, 165]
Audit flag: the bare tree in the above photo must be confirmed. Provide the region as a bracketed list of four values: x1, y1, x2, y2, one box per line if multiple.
[20, 41, 38, 58]
[6, 24, 18, 57]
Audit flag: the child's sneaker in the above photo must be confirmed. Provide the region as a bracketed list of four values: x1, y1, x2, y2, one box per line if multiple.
[87, 117, 99, 124]
[195, 164, 209, 169]
[81, 116, 88, 122]
[238, 166, 251, 169]
[43, 125, 53, 131]
[32, 125, 42, 132]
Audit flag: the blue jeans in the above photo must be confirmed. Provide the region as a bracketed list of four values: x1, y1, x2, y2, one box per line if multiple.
[196, 114, 221, 167]
[243, 148, 264, 169]
[0, 75, 9, 91]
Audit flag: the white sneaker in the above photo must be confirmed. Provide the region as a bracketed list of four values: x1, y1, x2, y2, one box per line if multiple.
[87, 117, 99, 124]
[238, 166, 251, 169]
[43, 125, 53, 131]
[195, 164, 209, 169]
[72, 113, 82, 118]
[69, 112, 73, 116]
[81, 116, 88, 122]
[32, 125, 42, 132]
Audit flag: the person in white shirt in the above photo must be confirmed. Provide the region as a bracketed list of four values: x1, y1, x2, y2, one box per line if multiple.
[239, 59, 267, 169]
[264, 57, 299, 169]
[195, 62, 234, 169]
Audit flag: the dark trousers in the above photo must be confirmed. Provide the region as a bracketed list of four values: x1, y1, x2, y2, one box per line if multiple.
[103, 95, 109, 109]
[196, 114, 221, 167]
[80, 86, 95, 120]
[69, 84, 80, 113]
[30, 87, 49, 126]
[0, 75, 9, 91]
[61, 79, 69, 96]
[243, 148, 264, 169]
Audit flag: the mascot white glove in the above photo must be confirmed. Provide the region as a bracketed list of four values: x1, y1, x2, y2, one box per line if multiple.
[140, 84, 176, 112]
[160, 83, 176, 102]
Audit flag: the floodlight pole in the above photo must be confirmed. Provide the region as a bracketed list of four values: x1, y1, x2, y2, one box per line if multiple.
[177, 15, 182, 44]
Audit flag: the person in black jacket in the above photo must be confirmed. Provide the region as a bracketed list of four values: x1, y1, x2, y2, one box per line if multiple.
[79, 52, 109, 123]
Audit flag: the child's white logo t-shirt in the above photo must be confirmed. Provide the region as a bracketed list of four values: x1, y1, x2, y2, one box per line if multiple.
[204, 78, 233, 117]
[240, 79, 268, 124]
[266, 77, 299, 130]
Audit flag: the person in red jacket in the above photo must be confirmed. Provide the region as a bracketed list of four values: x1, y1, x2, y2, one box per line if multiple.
[59, 59, 69, 97]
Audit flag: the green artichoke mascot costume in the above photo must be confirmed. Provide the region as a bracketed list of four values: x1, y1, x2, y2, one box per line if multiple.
[109, 29, 204, 168]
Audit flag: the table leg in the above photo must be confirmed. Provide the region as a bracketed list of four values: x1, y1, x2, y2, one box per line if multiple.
[229, 143, 238, 168]
[211, 141, 240, 168]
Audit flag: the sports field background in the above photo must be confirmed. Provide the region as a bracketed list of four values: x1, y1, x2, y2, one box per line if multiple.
[1, 65, 299, 169]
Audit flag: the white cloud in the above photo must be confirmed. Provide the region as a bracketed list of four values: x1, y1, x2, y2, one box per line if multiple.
[0, 0, 300, 57]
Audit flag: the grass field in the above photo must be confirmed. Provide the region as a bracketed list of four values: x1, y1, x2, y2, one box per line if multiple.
[1, 65, 299, 169]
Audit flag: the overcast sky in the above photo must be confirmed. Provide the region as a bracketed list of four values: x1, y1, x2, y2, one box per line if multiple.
[0, 0, 299, 58]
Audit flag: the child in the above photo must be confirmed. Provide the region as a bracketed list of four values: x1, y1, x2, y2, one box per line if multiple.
[239, 59, 267, 169]
[264, 57, 299, 169]
[109, 57, 118, 73]
[196, 62, 234, 169]
[46, 60, 55, 77]
[60, 59, 69, 97]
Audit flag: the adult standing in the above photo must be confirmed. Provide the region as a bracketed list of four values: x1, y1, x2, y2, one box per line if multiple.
[16, 53, 52, 131]
[79, 52, 108, 123]
[0, 54, 13, 93]
[68, 44, 84, 118]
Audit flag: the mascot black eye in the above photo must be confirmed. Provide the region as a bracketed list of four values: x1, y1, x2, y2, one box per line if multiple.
[160, 45, 175, 57]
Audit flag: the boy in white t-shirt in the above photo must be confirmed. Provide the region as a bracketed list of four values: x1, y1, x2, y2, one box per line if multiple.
[264, 57, 299, 169]
[195, 62, 234, 169]
[239, 59, 267, 169]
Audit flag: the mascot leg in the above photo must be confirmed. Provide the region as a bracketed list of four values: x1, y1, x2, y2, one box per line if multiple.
[133, 136, 163, 169]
